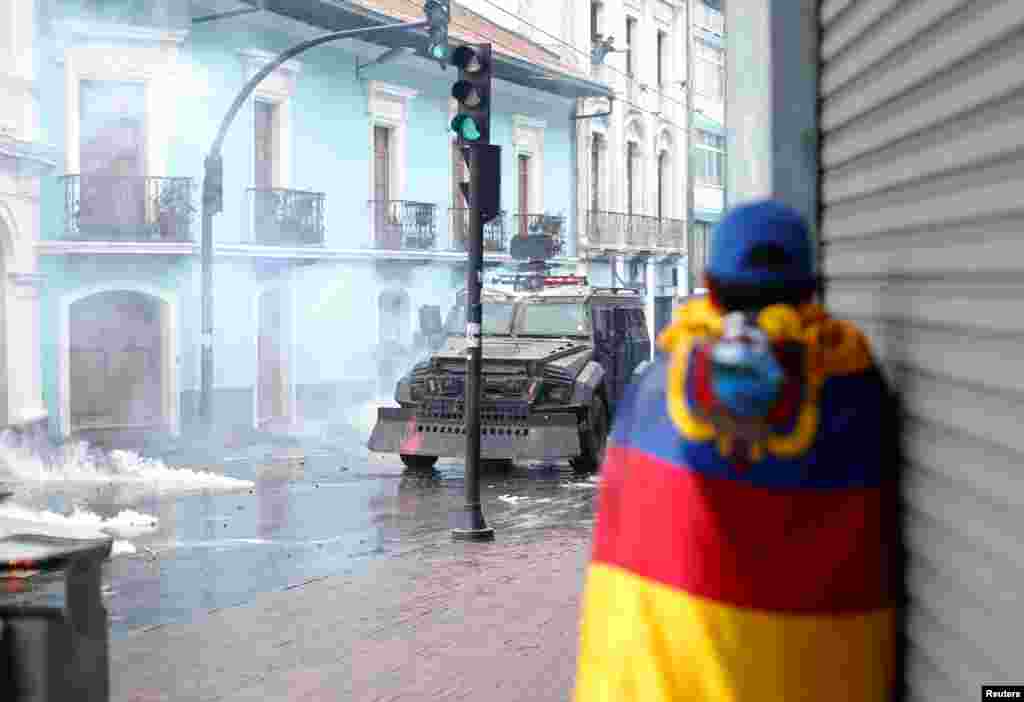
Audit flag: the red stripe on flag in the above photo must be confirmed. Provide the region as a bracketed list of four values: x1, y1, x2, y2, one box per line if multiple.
[592, 445, 899, 614]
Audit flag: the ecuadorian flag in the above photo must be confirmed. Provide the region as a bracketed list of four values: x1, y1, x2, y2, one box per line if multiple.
[574, 299, 901, 702]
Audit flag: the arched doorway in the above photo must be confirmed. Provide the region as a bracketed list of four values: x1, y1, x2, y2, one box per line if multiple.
[256, 286, 293, 430]
[68, 290, 167, 432]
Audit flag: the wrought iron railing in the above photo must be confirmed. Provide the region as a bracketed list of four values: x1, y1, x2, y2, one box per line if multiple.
[587, 210, 627, 248]
[368, 200, 437, 251]
[657, 217, 686, 250]
[62, 175, 195, 241]
[449, 208, 508, 253]
[510, 214, 565, 258]
[248, 188, 325, 246]
[625, 213, 659, 248]
[586, 210, 662, 249]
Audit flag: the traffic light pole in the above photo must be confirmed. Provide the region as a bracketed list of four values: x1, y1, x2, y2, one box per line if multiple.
[197, 18, 428, 430]
[452, 143, 494, 541]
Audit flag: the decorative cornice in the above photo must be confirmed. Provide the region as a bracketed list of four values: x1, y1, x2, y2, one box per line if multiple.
[369, 81, 419, 101]
[53, 20, 188, 51]
[237, 48, 303, 75]
[37, 241, 197, 256]
[512, 114, 548, 131]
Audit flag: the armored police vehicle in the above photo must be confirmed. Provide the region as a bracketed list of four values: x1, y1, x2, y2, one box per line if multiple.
[367, 276, 652, 472]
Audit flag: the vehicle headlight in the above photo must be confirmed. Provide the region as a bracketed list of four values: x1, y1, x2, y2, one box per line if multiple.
[408, 380, 423, 402]
[543, 383, 572, 403]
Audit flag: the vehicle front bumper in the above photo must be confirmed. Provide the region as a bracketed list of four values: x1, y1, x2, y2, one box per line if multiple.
[368, 402, 583, 460]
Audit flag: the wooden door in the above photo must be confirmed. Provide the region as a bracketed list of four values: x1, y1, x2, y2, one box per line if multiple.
[253, 101, 275, 242]
[79, 80, 145, 238]
[69, 291, 162, 430]
[374, 126, 399, 248]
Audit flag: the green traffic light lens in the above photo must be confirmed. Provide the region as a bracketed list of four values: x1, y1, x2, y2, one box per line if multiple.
[461, 119, 481, 141]
[450, 115, 481, 141]
[431, 44, 448, 60]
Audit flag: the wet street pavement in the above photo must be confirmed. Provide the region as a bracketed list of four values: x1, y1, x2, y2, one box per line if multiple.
[0, 413, 600, 640]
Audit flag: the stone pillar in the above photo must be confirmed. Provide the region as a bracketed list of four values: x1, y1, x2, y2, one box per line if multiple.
[725, 0, 818, 233]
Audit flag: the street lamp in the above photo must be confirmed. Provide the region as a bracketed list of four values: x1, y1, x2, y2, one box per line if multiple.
[198, 7, 445, 431]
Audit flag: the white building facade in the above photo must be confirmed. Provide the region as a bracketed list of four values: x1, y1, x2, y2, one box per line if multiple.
[0, 0, 51, 433]
[570, 0, 726, 338]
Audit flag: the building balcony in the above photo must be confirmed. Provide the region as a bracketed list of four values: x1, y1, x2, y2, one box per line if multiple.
[248, 188, 325, 246]
[656, 218, 686, 250]
[61, 174, 195, 242]
[449, 208, 508, 253]
[510, 214, 565, 259]
[586, 210, 687, 252]
[368, 200, 437, 251]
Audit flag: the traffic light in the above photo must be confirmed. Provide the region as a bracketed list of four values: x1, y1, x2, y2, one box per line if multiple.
[424, 0, 450, 66]
[450, 44, 492, 144]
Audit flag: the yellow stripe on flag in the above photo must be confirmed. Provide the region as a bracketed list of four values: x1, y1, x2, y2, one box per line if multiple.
[574, 563, 897, 702]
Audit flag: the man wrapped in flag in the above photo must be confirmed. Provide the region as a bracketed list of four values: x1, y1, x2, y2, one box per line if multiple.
[574, 200, 902, 701]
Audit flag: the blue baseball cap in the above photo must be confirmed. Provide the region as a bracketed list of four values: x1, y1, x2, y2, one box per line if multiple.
[705, 200, 815, 286]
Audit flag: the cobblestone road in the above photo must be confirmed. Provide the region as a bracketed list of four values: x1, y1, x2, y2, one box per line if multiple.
[113, 528, 592, 702]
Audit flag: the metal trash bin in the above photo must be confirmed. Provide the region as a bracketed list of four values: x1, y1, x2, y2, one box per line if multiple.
[1, 515, 113, 702]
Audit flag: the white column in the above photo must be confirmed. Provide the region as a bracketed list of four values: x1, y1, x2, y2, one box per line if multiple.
[725, 0, 818, 228]
[6, 273, 46, 425]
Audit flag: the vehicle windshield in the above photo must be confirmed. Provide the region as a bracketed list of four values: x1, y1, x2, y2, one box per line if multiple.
[516, 302, 589, 337]
[445, 302, 517, 336]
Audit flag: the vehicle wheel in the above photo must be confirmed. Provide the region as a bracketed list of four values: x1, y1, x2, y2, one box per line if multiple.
[400, 454, 438, 470]
[571, 394, 609, 474]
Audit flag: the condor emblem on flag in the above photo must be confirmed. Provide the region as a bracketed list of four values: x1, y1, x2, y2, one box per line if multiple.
[573, 298, 901, 702]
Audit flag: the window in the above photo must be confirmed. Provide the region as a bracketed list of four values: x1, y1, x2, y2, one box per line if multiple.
[79, 80, 147, 236]
[626, 142, 638, 214]
[694, 1, 725, 35]
[372, 126, 396, 246]
[591, 134, 602, 212]
[657, 151, 667, 219]
[625, 17, 636, 76]
[657, 31, 666, 86]
[693, 129, 725, 187]
[518, 303, 589, 337]
[445, 302, 516, 336]
[691, 221, 711, 283]
[694, 38, 724, 100]
[373, 126, 391, 203]
[590, 1, 601, 41]
[254, 100, 276, 189]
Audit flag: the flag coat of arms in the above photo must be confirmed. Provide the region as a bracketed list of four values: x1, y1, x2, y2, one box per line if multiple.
[574, 298, 901, 702]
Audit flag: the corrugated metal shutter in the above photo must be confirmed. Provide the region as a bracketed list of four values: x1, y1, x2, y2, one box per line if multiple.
[818, 1, 1024, 698]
